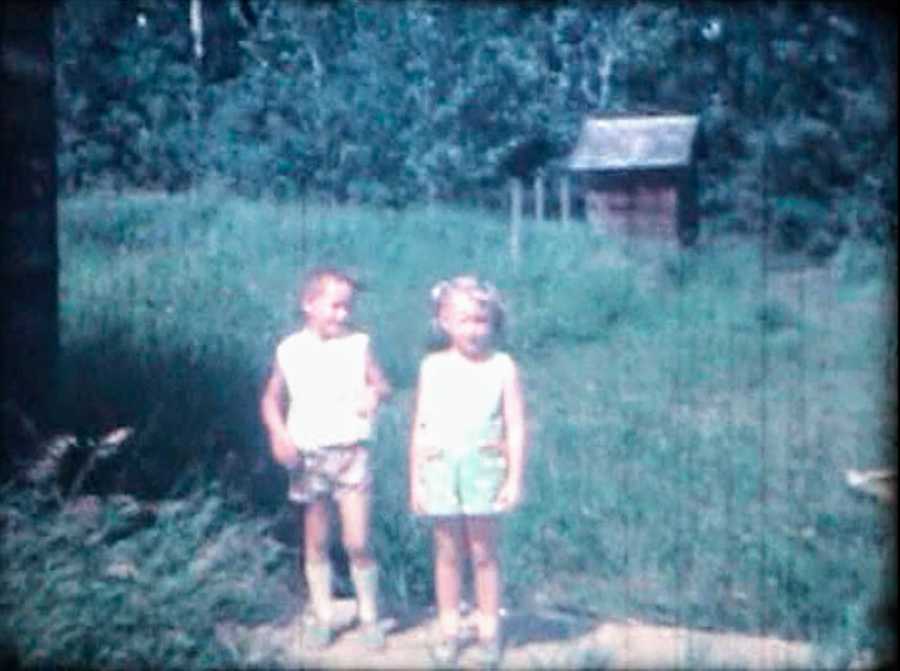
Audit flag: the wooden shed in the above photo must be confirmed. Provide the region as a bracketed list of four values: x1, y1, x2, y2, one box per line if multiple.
[567, 114, 700, 245]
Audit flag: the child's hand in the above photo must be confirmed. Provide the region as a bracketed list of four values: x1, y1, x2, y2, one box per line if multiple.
[270, 429, 300, 469]
[409, 478, 426, 515]
[494, 477, 522, 512]
[356, 386, 381, 419]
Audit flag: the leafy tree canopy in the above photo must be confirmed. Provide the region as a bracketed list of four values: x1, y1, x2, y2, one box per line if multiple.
[56, 0, 896, 244]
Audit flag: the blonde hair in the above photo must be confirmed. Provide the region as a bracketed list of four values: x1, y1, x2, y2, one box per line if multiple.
[430, 274, 506, 346]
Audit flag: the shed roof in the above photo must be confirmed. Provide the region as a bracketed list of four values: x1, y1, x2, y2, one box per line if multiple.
[568, 115, 699, 172]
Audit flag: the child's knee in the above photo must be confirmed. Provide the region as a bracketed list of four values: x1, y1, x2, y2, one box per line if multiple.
[472, 552, 497, 571]
[343, 539, 371, 565]
[305, 523, 330, 561]
[305, 541, 329, 562]
[434, 538, 463, 566]
[470, 543, 497, 569]
[341, 524, 370, 563]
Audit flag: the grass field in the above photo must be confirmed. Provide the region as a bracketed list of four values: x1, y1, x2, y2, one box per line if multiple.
[2, 189, 895, 667]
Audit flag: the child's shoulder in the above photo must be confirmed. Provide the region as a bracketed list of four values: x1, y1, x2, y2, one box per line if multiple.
[491, 350, 518, 378]
[275, 330, 306, 366]
[420, 349, 516, 370]
[279, 329, 368, 347]
[276, 330, 369, 368]
[347, 330, 370, 344]
[419, 348, 457, 369]
[338, 330, 370, 352]
[417, 350, 447, 378]
[420, 349, 448, 364]
[277, 329, 306, 350]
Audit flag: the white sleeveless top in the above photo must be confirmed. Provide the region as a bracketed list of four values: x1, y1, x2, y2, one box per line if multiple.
[276, 329, 372, 451]
[415, 350, 514, 452]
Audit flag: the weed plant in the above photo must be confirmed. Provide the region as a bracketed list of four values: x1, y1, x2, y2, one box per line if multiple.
[1, 189, 893, 666]
[1, 439, 293, 667]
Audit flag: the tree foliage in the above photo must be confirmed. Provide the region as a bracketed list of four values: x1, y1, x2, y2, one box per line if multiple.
[56, 1, 896, 244]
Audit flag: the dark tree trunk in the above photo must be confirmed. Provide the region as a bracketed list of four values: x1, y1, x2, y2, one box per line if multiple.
[2, 1, 58, 429]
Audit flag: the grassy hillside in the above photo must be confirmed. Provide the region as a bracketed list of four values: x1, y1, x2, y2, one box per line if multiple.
[2, 190, 895, 667]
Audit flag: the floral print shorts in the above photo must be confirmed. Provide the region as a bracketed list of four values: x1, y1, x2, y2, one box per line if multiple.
[288, 443, 372, 504]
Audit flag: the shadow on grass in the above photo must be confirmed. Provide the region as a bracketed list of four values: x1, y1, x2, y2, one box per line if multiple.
[49, 331, 285, 511]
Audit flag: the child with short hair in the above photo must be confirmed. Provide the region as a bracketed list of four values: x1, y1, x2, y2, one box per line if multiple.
[261, 267, 391, 651]
[409, 275, 528, 668]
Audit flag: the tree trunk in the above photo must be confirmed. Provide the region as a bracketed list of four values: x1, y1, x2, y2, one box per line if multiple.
[1, 1, 58, 426]
[534, 173, 545, 224]
[189, 0, 203, 197]
[598, 49, 615, 110]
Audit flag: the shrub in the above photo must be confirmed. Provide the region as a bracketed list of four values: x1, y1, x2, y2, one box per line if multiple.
[0, 475, 293, 668]
[771, 196, 833, 254]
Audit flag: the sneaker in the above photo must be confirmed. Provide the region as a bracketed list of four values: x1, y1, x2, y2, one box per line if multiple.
[359, 620, 386, 651]
[301, 619, 332, 651]
[472, 637, 503, 669]
[428, 636, 460, 668]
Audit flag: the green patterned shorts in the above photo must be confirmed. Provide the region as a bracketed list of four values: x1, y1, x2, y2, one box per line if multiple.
[416, 444, 508, 516]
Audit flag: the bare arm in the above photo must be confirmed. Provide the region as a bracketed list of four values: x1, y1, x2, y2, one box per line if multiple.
[363, 344, 392, 411]
[260, 364, 299, 468]
[497, 359, 527, 510]
[407, 367, 427, 514]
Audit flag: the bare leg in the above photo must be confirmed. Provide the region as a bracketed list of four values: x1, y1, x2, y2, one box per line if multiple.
[337, 488, 380, 626]
[304, 498, 331, 563]
[304, 499, 333, 623]
[336, 487, 374, 568]
[433, 517, 465, 637]
[465, 515, 501, 641]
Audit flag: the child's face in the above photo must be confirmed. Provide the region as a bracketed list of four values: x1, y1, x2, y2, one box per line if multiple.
[439, 291, 493, 358]
[303, 277, 354, 338]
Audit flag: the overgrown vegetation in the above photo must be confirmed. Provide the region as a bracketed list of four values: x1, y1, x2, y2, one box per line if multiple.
[0, 436, 293, 668]
[56, 1, 897, 255]
[1, 192, 894, 666]
[5, 4, 895, 665]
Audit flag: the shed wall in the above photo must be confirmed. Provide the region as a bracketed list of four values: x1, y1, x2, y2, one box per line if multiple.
[583, 170, 688, 238]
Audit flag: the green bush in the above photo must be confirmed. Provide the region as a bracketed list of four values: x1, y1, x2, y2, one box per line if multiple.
[1, 479, 293, 668]
[771, 196, 833, 254]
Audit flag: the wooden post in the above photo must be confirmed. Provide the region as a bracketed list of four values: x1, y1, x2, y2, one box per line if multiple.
[510, 177, 523, 267]
[427, 181, 437, 219]
[560, 174, 571, 227]
[534, 173, 545, 224]
[298, 196, 307, 255]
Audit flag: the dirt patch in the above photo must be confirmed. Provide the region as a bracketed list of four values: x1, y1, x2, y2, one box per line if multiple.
[217, 599, 816, 669]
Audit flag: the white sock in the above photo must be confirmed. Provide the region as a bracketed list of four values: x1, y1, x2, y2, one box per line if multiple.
[350, 563, 379, 624]
[304, 560, 333, 624]
[438, 609, 460, 638]
[478, 612, 500, 641]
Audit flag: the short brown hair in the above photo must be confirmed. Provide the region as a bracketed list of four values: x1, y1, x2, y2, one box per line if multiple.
[300, 266, 357, 303]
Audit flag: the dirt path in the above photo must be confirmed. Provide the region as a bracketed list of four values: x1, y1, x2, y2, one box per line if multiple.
[217, 599, 816, 669]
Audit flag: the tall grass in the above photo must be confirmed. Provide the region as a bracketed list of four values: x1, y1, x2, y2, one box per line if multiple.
[2, 188, 894, 666]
